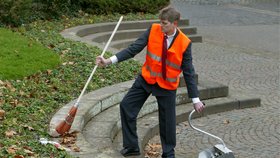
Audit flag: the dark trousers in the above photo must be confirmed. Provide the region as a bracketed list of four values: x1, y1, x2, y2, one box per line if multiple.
[120, 77, 176, 157]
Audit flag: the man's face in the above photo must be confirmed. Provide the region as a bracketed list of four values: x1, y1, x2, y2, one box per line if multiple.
[160, 19, 176, 35]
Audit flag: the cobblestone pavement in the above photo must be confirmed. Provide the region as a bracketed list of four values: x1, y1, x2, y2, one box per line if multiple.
[146, 1, 280, 158]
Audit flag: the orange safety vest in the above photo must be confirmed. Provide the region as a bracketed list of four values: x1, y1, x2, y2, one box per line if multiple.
[141, 24, 191, 90]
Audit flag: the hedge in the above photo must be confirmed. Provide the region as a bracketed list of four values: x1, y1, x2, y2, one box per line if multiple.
[0, 0, 170, 27]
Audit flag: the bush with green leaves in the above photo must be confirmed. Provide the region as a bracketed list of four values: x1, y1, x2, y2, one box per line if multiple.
[80, 0, 170, 14]
[0, 0, 80, 27]
[0, 0, 34, 26]
[0, 0, 169, 27]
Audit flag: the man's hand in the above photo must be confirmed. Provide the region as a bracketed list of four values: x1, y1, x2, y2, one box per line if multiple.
[193, 101, 204, 113]
[95, 56, 112, 67]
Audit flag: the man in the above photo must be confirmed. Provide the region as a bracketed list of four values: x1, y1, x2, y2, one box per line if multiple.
[96, 6, 204, 158]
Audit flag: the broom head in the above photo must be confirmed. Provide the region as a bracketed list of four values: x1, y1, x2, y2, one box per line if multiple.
[55, 106, 78, 135]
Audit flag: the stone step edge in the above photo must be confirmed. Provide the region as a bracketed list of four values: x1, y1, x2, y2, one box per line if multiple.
[109, 35, 203, 50]
[84, 26, 198, 42]
[49, 78, 227, 136]
[61, 19, 190, 37]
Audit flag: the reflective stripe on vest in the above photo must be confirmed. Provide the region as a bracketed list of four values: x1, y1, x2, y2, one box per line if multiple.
[147, 51, 181, 70]
[145, 65, 178, 82]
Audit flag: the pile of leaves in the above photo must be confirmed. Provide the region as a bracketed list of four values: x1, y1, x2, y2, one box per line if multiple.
[0, 12, 157, 157]
[145, 143, 162, 158]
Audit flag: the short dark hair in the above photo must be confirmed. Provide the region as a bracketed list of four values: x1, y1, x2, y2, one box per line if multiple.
[159, 6, 180, 22]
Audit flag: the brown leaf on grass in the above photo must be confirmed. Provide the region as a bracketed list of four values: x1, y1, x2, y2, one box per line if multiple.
[46, 69, 52, 75]
[4, 82, 16, 92]
[48, 44, 55, 49]
[62, 62, 75, 66]
[5, 130, 17, 138]
[0, 109, 5, 120]
[14, 155, 24, 158]
[10, 99, 19, 107]
[19, 90, 25, 96]
[22, 124, 34, 131]
[6, 130, 16, 138]
[7, 145, 19, 154]
[23, 148, 35, 156]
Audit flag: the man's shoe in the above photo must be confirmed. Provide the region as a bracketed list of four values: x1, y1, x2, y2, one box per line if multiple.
[120, 147, 140, 157]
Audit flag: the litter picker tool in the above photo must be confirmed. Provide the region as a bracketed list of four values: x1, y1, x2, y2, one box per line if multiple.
[188, 110, 235, 158]
[54, 16, 123, 136]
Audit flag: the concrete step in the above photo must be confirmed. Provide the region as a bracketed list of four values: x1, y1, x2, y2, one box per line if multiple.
[83, 26, 199, 43]
[76, 19, 190, 37]
[109, 35, 202, 50]
[109, 34, 202, 50]
[60, 18, 202, 56]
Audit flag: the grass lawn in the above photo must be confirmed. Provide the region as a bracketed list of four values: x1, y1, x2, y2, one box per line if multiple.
[0, 28, 60, 80]
[0, 13, 156, 157]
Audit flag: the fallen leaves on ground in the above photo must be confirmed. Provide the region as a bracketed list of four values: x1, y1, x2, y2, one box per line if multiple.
[5, 130, 17, 138]
[0, 109, 5, 120]
[223, 119, 230, 124]
[6, 145, 20, 154]
[144, 143, 161, 158]
[60, 131, 80, 152]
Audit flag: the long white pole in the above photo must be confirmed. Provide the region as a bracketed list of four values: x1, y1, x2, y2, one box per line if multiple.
[74, 16, 123, 107]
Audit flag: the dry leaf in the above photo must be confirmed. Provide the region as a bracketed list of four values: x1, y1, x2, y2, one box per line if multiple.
[7, 145, 19, 154]
[224, 119, 230, 124]
[10, 99, 19, 106]
[0, 109, 5, 120]
[5, 130, 17, 138]
[22, 124, 34, 131]
[19, 90, 25, 96]
[14, 155, 24, 158]
[46, 69, 52, 75]
[60, 131, 79, 152]
[24, 148, 34, 156]
[62, 62, 74, 66]
[148, 143, 161, 150]
[71, 144, 80, 152]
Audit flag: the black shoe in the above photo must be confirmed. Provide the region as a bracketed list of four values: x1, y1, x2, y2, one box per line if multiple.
[120, 147, 140, 157]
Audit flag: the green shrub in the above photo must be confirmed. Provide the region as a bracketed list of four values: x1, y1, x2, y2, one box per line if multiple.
[0, 0, 169, 27]
[79, 0, 170, 14]
[0, 0, 34, 26]
[0, 0, 80, 27]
